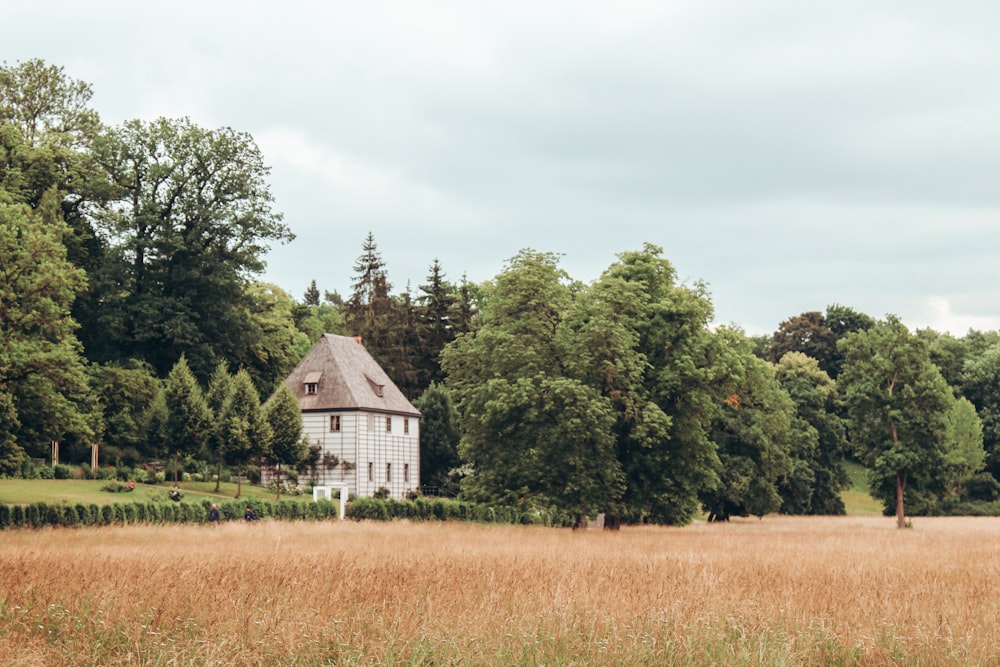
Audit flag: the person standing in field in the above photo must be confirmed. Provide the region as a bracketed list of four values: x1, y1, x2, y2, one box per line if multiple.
[209, 504, 220, 524]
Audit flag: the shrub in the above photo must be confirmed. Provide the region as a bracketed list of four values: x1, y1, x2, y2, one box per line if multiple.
[101, 481, 136, 493]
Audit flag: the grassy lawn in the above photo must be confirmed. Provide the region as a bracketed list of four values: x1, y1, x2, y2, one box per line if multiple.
[841, 459, 883, 516]
[0, 479, 311, 506]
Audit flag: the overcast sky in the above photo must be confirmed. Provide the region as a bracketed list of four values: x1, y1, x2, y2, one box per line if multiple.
[8, 1, 1000, 335]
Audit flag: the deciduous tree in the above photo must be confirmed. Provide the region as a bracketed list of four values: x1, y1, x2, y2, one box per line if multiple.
[839, 317, 952, 528]
[0, 195, 91, 461]
[264, 381, 305, 499]
[89, 116, 292, 381]
[221, 369, 270, 499]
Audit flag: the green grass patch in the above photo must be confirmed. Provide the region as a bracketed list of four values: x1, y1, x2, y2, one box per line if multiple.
[0, 479, 311, 507]
[841, 460, 883, 516]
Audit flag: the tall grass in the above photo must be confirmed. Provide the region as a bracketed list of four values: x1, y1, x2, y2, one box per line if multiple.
[1, 516, 998, 665]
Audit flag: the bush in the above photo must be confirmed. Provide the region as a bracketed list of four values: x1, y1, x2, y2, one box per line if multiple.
[101, 481, 136, 493]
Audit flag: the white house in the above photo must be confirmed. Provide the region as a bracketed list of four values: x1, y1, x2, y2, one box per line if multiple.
[280, 334, 421, 499]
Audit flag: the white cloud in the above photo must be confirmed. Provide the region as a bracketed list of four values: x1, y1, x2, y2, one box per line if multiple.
[256, 129, 397, 198]
[918, 297, 1000, 336]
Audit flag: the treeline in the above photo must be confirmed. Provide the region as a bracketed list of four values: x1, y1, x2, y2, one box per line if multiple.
[3, 60, 1000, 527]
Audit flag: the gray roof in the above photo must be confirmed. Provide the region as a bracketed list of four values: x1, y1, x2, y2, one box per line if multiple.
[285, 334, 421, 417]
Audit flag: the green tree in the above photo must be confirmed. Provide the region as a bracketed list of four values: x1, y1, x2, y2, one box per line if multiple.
[823, 304, 876, 378]
[593, 244, 722, 525]
[204, 361, 234, 492]
[89, 360, 161, 466]
[346, 232, 390, 342]
[412, 383, 461, 494]
[442, 250, 624, 523]
[941, 396, 985, 498]
[415, 259, 457, 388]
[0, 60, 113, 351]
[916, 328, 970, 393]
[839, 317, 953, 528]
[961, 342, 1000, 480]
[242, 282, 302, 394]
[0, 195, 91, 462]
[264, 381, 305, 499]
[773, 351, 850, 514]
[303, 279, 320, 307]
[88, 116, 292, 381]
[701, 329, 794, 521]
[221, 368, 270, 499]
[161, 356, 211, 484]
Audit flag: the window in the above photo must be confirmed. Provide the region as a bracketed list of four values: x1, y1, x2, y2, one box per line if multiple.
[367, 462, 373, 482]
[403, 418, 409, 435]
[329, 415, 341, 432]
[367, 415, 375, 431]
[385, 416, 392, 433]
[403, 463, 409, 483]
[386, 463, 392, 483]
[303, 371, 322, 395]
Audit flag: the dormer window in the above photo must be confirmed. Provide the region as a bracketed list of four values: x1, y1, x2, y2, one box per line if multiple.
[303, 371, 322, 396]
[365, 375, 385, 398]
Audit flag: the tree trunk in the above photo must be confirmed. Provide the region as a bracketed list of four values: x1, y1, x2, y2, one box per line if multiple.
[603, 513, 622, 531]
[214, 459, 222, 493]
[275, 463, 282, 501]
[236, 464, 243, 499]
[896, 470, 906, 529]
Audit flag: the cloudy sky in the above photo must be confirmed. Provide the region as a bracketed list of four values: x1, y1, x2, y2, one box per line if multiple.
[8, 1, 1000, 335]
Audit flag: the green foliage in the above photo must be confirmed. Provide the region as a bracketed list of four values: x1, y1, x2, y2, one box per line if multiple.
[589, 244, 722, 524]
[345, 496, 574, 526]
[221, 369, 271, 498]
[161, 356, 211, 483]
[0, 198, 91, 460]
[413, 383, 461, 493]
[264, 381, 306, 496]
[444, 250, 624, 522]
[839, 317, 954, 526]
[701, 329, 794, 521]
[87, 116, 293, 383]
[961, 342, 1000, 479]
[940, 396, 986, 498]
[774, 352, 850, 515]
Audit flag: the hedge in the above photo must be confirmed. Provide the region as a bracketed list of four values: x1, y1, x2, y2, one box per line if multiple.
[345, 497, 576, 527]
[0, 497, 340, 530]
[0, 496, 575, 529]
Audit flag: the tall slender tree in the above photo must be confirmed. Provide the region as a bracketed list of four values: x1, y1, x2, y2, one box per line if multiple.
[161, 356, 211, 484]
[264, 382, 305, 499]
[221, 369, 270, 499]
[204, 361, 234, 491]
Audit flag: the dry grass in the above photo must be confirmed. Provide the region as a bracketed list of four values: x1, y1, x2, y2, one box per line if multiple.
[1, 516, 999, 666]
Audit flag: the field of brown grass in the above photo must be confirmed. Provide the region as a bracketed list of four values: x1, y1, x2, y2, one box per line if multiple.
[1, 516, 999, 666]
